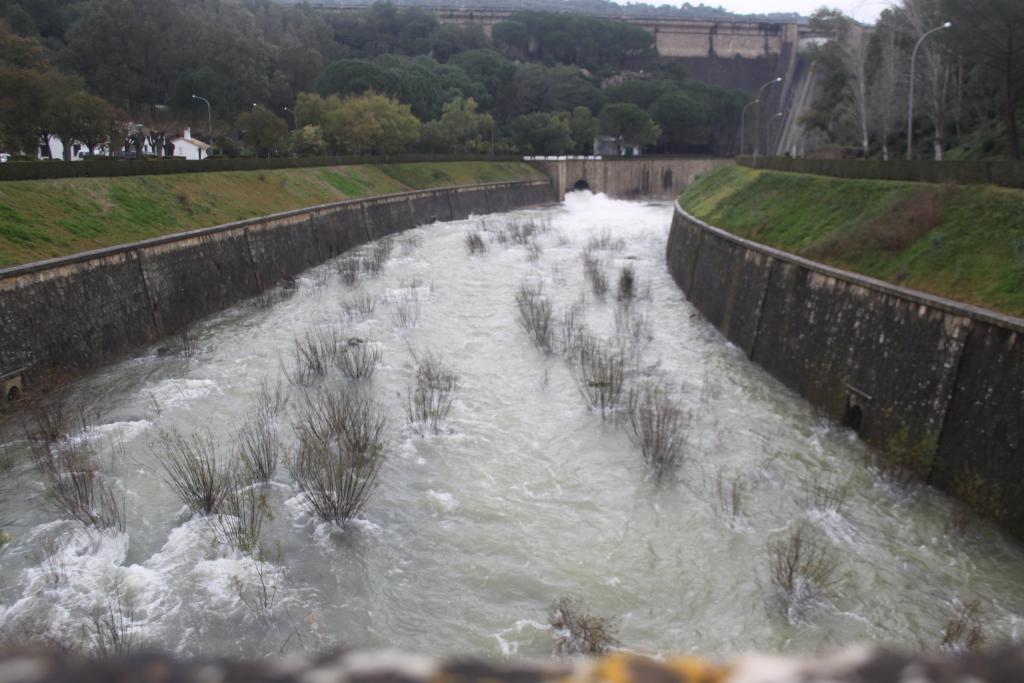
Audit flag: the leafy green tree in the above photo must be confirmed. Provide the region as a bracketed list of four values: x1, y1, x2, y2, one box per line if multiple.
[237, 108, 290, 157]
[322, 92, 420, 155]
[428, 24, 487, 63]
[941, 0, 1024, 159]
[419, 96, 493, 152]
[492, 20, 528, 58]
[294, 92, 342, 128]
[568, 106, 598, 153]
[290, 124, 326, 156]
[510, 112, 573, 154]
[599, 102, 660, 150]
[51, 90, 115, 158]
[507, 64, 605, 120]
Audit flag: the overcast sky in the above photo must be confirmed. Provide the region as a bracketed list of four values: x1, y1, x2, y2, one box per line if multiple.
[687, 0, 891, 23]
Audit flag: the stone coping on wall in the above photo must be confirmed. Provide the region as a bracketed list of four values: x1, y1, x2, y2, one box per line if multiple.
[673, 201, 1024, 334]
[0, 647, 1021, 683]
[0, 180, 552, 279]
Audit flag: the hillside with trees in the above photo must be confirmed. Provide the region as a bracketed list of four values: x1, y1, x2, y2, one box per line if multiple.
[0, 0, 746, 160]
[800, 0, 1023, 160]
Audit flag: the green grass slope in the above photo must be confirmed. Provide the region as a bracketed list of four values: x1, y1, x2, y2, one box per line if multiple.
[0, 161, 544, 267]
[679, 165, 1024, 318]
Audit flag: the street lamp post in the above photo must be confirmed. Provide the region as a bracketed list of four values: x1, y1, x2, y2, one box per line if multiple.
[739, 99, 759, 156]
[754, 77, 783, 163]
[767, 111, 784, 155]
[191, 94, 213, 157]
[283, 107, 298, 129]
[906, 21, 951, 160]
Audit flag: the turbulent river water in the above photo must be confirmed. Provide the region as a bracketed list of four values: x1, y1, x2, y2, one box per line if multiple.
[1, 192, 1022, 659]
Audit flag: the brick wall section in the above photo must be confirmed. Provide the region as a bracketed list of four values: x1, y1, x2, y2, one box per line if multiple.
[667, 203, 1024, 539]
[0, 180, 555, 381]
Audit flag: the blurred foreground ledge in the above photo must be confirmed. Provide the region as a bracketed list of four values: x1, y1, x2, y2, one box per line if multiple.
[0, 648, 1022, 683]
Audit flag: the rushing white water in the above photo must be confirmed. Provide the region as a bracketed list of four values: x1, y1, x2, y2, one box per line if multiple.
[1, 192, 1023, 659]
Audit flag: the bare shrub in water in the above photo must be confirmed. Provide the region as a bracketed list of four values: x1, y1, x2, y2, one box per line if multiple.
[571, 338, 626, 418]
[89, 575, 138, 658]
[286, 328, 343, 385]
[585, 230, 625, 252]
[174, 327, 199, 358]
[625, 382, 689, 474]
[768, 524, 842, 605]
[24, 389, 73, 445]
[940, 600, 985, 653]
[407, 352, 459, 433]
[254, 284, 295, 309]
[289, 386, 388, 525]
[342, 293, 376, 318]
[213, 481, 271, 556]
[514, 282, 554, 354]
[616, 265, 636, 303]
[337, 338, 382, 380]
[871, 428, 935, 489]
[335, 256, 361, 286]
[582, 250, 608, 299]
[363, 237, 394, 276]
[389, 299, 421, 328]
[156, 430, 231, 516]
[465, 231, 487, 255]
[808, 477, 850, 514]
[547, 596, 620, 656]
[235, 381, 288, 485]
[32, 440, 125, 532]
[525, 239, 543, 262]
[559, 300, 588, 356]
[715, 471, 746, 521]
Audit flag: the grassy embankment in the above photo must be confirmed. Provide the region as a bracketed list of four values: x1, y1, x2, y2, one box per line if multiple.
[679, 165, 1024, 318]
[0, 161, 544, 267]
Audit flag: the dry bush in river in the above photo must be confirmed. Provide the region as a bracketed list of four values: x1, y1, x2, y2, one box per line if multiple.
[337, 338, 382, 380]
[156, 430, 232, 516]
[465, 231, 487, 255]
[808, 476, 850, 514]
[31, 440, 125, 532]
[940, 599, 985, 653]
[363, 237, 394, 276]
[406, 352, 459, 434]
[288, 386, 388, 525]
[581, 250, 608, 300]
[213, 481, 271, 556]
[715, 471, 747, 522]
[235, 381, 288, 485]
[767, 524, 842, 607]
[514, 281, 554, 354]
[625, 382, 690, 474]
[547, 596, 620, 657]
[286, 328, 343, 385]
[89, 575, 138, 658]
[335, 256, 361, 286]
[616, 265, 635, 303]
[570, 337, 626, 418]
[342, 293, 377, 318]
[389, 299, 421, 329]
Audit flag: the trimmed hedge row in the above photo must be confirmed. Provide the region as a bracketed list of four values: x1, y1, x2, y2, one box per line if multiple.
[0, 154, 525, 182]
[737, 156, 1024, 189]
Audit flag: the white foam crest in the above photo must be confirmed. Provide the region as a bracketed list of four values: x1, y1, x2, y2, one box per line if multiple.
[493, 618, 549, 656]
[143, 379, 221, 410]
[426, 490, 459, 513]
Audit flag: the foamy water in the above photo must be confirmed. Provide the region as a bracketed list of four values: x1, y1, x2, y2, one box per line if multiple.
[1, 192, 1022, 658]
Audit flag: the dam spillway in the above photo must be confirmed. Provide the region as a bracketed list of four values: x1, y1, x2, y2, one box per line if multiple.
[0, 193, 1022, 657]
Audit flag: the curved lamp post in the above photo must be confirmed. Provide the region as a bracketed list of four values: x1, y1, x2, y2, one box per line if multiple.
[906, 21, 951, 160]
[283, 107, 298, 129]
[754, 77, 783, 161]
[739, 99, 759, 156]
[191, 94, 213, 157]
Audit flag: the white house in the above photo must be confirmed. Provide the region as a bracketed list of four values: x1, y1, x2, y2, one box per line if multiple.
[38, 137, 110, 161]
[171, 128, 211, 160]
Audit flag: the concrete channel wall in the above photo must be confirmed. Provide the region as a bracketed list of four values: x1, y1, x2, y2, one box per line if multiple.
[0, 179, 555, 382]
[667, 203, 1024, 538]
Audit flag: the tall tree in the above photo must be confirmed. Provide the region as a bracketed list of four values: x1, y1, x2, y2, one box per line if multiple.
[941, 0, 1024, 159]
[598, 102, 660, 151]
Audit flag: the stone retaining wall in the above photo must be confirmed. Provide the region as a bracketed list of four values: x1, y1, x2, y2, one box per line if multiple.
[667, 203, 1024, 538]
[0, 180, 555, 381]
